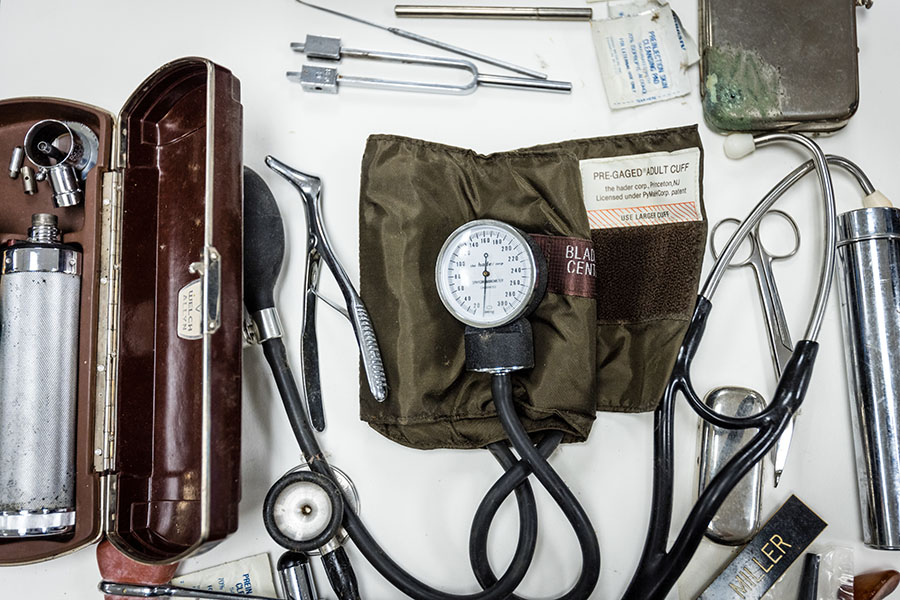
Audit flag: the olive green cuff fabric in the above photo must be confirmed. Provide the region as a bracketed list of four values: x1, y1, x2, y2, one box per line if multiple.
[358, 126, 705, 449]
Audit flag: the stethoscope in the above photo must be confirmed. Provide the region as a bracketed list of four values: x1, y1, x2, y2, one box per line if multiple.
[623, 133, 878, 599]
[230, 133, 875, 600]
[244, 159, 600, 600]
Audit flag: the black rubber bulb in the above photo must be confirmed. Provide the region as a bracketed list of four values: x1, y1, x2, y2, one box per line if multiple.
[243, 166, 286, 315]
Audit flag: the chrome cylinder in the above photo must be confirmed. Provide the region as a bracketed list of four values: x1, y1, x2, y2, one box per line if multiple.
[46, 165, 81, 207]
[20, 166, 37, 195]
[0, 214, 81, 537]
[837, 207, 900, 550]
[8, 145, 24, 179]
[278, 552, 320, 600]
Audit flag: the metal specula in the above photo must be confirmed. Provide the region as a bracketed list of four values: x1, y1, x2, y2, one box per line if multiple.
[711, 209, 801, 487]
[266, 156, 388, 431]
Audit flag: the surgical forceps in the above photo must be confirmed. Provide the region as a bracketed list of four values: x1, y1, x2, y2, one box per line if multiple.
[711, 210, 801, 486]
[267, 157, 388, 431]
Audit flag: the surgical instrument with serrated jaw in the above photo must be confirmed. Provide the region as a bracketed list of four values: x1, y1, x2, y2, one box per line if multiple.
[293, 0, 548, 80]
[710, 209, 800, 488]
[290, 36, 572, 95]
[265, 156, 387, 433]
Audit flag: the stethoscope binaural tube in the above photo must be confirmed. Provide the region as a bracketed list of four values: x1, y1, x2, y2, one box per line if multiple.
[702, 132, 836, 343]
[623, 133, 843, 600]
[245, 166, 543, 600]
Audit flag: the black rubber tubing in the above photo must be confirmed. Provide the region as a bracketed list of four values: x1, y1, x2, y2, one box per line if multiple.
[262, 338, 538, 600]
[491, 374, 602, 599]
[470, 433, 563, 596]
[322, 546, 363, 600]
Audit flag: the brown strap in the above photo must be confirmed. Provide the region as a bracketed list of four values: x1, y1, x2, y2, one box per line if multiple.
[532, 234, 596, 299]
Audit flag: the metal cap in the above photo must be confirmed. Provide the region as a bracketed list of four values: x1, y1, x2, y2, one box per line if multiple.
[838, 207, 900, 245]
[2, 246, 81, 276]
[0, 508, 76, 537]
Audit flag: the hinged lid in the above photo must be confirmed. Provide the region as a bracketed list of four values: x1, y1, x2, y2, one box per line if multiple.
[100, 57, 243, 563]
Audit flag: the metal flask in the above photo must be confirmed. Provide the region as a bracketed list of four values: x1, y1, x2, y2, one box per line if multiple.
[0, 214, 81, 537]
[836, 207, 900, 550]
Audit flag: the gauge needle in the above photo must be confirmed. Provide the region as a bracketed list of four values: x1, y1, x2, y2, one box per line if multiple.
[481, 253, 489, 317]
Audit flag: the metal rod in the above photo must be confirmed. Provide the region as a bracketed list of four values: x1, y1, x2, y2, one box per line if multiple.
[394, 5, 593, 20]
[294, 0, 548, 79]
[98, 582, 278, 600]
[476, 72, 572, 92]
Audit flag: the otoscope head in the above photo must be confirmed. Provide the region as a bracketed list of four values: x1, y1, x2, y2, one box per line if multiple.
[243, 166, 286, 315]
[724, 133, 757, 160]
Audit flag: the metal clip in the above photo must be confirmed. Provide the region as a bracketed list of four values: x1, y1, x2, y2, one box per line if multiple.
[248, 308, 284, 344]
[189, 246, 222, 334]
[301, 34, 342, 60]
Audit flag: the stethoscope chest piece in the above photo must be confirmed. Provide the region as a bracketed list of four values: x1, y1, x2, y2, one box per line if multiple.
[264, 464, 359, 555]
[264, 470, 344, 553]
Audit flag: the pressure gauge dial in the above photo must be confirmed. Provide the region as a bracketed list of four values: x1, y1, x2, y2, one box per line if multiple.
[435, 219, 546, 329]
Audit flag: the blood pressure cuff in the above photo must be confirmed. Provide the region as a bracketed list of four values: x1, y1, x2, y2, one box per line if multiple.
[358, 125, 705, 450]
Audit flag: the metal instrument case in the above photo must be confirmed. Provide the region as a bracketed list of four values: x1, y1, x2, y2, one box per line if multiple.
[699, 0, 861, 132]
[0, 57, 243, 565]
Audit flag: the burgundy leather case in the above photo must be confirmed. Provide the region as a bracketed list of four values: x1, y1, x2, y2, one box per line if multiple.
[0, 57, 243, 565]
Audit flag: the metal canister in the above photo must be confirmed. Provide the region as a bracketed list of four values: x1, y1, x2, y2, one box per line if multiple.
[278, 552, 320, 600]
[836, 206, 900, 550]
[0, 214, 81, 537]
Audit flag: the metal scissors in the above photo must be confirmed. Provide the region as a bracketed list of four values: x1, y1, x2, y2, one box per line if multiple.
[266, 156, 388, 432]
[711, 209, 802, 487]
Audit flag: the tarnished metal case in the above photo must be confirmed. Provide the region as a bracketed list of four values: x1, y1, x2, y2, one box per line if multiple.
[697, 387, 765, 545]
[700, 0, 860, 133]
[0, 57, 243, 565]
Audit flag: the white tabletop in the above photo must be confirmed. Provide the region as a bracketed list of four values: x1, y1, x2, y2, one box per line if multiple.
[1, 0, 898, 598]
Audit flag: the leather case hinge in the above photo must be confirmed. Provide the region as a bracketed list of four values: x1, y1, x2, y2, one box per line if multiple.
[93, 169, 123, 474]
